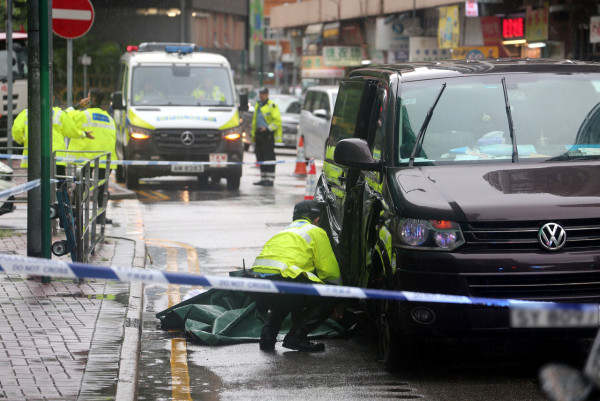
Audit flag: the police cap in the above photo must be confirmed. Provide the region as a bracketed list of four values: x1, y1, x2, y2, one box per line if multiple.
[293, 200, 321, 221]
[259, 87, 269, 94]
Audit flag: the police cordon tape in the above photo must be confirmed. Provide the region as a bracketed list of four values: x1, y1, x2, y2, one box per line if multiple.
[0, 179, 41, 199]
[0, 153, 307, 167]
[0, 253, 598, 328]
[0, 178, 73, 199]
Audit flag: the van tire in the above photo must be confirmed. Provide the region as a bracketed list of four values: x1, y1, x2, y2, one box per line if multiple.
[377, 300, 418, 371]
[227, 175, 241, 190]
[125, 166, 139, 190]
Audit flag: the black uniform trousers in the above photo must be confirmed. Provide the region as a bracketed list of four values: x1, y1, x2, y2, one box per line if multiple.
[254, 129, 276, 174]
[254, 274, 337, 342]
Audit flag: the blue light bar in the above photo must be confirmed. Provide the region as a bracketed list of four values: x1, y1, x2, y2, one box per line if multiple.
[165, 45, 194, 54]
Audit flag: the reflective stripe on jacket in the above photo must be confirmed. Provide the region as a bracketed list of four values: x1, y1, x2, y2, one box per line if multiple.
[11, 107, 86, 168]
[67, 108, 118, 168]
[252, 218, 341, 285]
[251, 100, 282, 143]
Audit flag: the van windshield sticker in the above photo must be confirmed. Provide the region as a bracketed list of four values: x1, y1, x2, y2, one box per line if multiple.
[401, 98, 416, 105]
[156, 115, 217, 122]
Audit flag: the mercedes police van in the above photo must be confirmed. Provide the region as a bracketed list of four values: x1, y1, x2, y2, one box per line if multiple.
[111, 42, 243, 189]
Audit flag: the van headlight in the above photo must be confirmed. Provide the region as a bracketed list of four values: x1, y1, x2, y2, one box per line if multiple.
[128, 125, 151, 140]
[222, 127, 241, 141]
[398, 218, 465, 251]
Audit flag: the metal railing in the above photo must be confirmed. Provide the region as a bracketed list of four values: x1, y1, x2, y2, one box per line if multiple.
[63, 150, 111, 263]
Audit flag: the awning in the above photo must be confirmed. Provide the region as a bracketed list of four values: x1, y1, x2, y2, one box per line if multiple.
[305, 23, 323, 36]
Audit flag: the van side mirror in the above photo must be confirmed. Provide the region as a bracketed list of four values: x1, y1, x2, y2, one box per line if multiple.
[334, 138, 382, 171]
[111, 91, 124, 110]
[313, 109, 329, 119]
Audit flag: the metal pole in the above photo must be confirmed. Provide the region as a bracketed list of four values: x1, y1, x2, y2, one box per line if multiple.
[67, 39, 72, 107]
[27, 0, 42, 261]
[83, 64, 87, 97]
[259, 42, 264, 87]
[40, 0, 52, 280]
[6, 0, 14, 169]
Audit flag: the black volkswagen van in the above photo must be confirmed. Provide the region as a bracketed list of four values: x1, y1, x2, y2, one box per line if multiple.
[316, 59, 600, 368]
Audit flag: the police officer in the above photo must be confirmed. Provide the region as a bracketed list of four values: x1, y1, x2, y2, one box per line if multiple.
[68, 89, 117, 223]
[251, 87, 282, 187]
[11, 95, 94, 175]
[251, 200, 341, 352]
[192, 76, 226, 103]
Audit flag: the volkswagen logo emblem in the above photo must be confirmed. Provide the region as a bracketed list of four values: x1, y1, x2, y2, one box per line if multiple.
[181, 131, 195, 146]
[538, 223, 567, 251]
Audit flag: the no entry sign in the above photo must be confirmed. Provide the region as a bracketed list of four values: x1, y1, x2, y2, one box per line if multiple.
[52, 0, 95, 39]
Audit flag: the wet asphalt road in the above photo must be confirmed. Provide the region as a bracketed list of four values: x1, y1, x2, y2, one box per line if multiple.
[128, 149, 590, 400]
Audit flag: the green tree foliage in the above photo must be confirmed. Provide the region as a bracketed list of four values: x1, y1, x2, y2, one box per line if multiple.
[0, 0, 28, 32]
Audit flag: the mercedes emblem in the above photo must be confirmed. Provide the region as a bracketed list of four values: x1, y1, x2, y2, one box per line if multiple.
[538, 223, 567, 251]
[181, 131, 195, 146]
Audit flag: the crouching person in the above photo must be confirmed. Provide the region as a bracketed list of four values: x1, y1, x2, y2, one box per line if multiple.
[251, 200, 341, 352]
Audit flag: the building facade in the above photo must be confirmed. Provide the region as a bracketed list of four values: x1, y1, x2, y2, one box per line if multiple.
[269, 0, 600, 88]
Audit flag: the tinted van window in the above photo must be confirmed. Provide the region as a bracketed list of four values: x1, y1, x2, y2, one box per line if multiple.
[329, 81, 365, 146]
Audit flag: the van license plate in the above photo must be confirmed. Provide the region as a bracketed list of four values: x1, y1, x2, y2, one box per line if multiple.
[210, 153, 227, 167]
[171, 164, 204, 173]
[510, 305, 599, 328]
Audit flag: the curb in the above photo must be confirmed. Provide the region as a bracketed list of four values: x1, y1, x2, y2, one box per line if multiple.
[115, 237, 146, 401]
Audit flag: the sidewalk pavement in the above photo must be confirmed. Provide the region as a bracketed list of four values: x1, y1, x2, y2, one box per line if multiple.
[0, 173, 146, 400]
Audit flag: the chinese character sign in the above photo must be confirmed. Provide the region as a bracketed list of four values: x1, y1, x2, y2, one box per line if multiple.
[438, 6, 460, 49]
[526, 4, 548, 42]
[503, 18, 524, 39]
[323, 46, 363, 67]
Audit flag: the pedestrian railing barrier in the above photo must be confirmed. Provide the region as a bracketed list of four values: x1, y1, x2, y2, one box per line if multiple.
[0, 252, 598, 329]
[70, 150, 111, 263]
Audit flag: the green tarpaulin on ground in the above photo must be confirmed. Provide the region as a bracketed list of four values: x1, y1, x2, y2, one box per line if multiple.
[156, 287, 347, 345]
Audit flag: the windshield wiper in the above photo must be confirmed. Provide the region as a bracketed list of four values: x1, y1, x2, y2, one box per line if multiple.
[409, 83, 446, 167]
[501, 77, 518, 163]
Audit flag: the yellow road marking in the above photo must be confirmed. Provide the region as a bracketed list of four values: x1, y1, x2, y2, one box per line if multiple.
[146, 241, 193, 401]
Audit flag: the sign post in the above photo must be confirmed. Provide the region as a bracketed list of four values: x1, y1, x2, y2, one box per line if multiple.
[51, 0, 94, 106]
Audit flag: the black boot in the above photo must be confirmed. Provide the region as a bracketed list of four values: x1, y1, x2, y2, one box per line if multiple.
[259, 325, 277, 351]
[282, 328, 325, 352]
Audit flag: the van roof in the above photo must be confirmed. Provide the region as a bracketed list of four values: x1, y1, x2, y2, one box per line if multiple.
[348, 58, 600, 82]
[122, 50, 231, 68]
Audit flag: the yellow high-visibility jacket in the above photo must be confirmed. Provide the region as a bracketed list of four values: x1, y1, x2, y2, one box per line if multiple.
[192, 85, 226, 102]
[252, 218, 341, 285]
[67, 107, 118, 168]
[11, 107, 87, 168]
[251, 99, 282, 144]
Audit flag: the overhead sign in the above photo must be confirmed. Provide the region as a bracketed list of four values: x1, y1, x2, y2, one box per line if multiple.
[52, 0, 95, 39]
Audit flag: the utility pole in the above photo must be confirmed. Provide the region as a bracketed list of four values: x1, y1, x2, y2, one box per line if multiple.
[6, 0, 14, 169]
[27, 0, 52, 272]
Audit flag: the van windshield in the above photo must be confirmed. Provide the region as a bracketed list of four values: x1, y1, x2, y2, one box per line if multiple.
[398, 73, 600, 165]
[131, 65, 234, 107]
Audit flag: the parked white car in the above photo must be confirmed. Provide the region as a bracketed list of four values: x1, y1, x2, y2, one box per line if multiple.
[0, 161, 16, 215]
[298, 85, 338, 160]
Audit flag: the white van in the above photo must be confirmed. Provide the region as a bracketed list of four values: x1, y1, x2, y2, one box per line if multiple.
[111, 42, 243, 189]
[298, 85, 338, 160]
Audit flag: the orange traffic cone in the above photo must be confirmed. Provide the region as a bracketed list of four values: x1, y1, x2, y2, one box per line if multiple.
[304, 158, 317, 200]
[294, 136, 307, 177]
